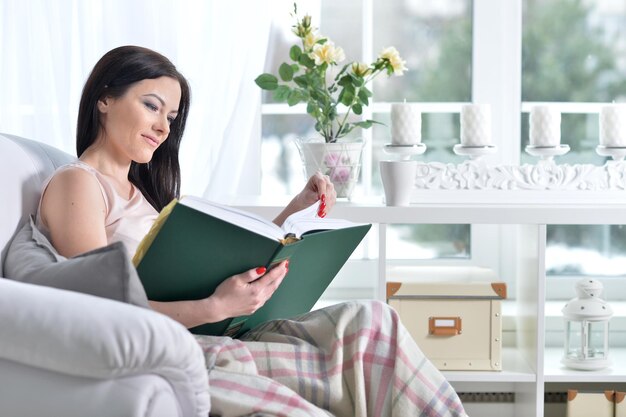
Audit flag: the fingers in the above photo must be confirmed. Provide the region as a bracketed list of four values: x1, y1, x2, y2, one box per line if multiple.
[216, 261, 289, 317]
[243, 260, 288, 286]
[241, 265, 268, 284]
[310, 172, 336, 218]
[260, 260, 289, 286]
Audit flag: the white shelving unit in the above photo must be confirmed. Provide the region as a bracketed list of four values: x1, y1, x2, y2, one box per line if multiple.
[228, 196, 626, 417]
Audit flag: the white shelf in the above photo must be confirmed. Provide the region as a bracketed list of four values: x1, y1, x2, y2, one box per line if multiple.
[442, 348, 536, 382]
[225, 196, 626, 225]
[544, 348, 626, 383]
[225, 196, 626, 416]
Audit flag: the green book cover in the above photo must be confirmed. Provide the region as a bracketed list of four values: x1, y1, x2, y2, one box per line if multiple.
[134, 196, 371, 337]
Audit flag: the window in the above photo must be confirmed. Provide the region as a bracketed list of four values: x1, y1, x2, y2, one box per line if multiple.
[261, 0, 473, 261]
[258, 0, 626, 306]
[522, 0, 626, 297]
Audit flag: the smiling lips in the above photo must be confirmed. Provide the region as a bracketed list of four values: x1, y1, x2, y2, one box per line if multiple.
[142, 134, 159, 147]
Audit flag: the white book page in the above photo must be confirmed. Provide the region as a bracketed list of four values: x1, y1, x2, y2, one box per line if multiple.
[180, 196, 285, 241]
[281, 203, 362, 237]
[180, 196, 363, 240]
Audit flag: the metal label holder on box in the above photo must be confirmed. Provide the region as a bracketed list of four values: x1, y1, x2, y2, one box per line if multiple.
[387, 281, 507, 371]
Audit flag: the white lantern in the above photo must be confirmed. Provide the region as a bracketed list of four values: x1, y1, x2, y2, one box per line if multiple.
[561, 279, 613, 371]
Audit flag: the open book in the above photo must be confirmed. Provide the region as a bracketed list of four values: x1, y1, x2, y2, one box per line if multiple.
[133, 196, 371, 337]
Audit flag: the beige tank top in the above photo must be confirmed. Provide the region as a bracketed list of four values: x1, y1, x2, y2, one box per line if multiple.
[36, 161, 159, 257]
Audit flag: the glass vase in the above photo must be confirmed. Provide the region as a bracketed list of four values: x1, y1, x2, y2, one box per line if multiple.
[294, 137, 365, 199]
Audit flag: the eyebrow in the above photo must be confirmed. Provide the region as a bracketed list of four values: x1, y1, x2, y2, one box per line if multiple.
[143, 93, 179, 114]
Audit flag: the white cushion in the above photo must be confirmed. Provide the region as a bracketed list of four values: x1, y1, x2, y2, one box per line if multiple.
[0, 278, 211, 416]
[4, 217, 150, 308]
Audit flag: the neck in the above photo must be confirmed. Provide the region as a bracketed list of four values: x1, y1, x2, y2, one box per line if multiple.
[79, 136, 132, 184]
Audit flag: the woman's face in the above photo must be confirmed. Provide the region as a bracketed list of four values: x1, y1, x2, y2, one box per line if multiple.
[96, 76, 182, 164]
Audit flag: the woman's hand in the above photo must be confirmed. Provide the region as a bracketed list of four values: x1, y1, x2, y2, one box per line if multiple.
[273, 172, 337, 226]
[297, 172, 337, 217]
[206, 260, 289, 322]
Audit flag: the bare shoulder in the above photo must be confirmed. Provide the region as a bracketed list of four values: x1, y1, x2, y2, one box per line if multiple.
[40, 166, 109, 256]
[44, 166, 105, 208]
[40, 166, 107, 227]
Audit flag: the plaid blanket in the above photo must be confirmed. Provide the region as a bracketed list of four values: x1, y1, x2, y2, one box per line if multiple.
[195, 300, 467, 417]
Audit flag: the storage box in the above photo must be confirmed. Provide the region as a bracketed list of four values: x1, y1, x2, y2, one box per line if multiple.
[567, 390, 614, 417]
[387, 280, 506, 371]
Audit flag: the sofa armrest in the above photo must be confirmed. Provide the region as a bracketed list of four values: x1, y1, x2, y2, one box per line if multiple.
[0, 278, 210, 417]
[0, 357, 181, 417]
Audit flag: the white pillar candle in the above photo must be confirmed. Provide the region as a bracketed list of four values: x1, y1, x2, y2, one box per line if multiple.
[599, 104, 626, 147]
[529, 106, 561, 147]
[460, 104, 491, 146]
[391, 103, 421, 145]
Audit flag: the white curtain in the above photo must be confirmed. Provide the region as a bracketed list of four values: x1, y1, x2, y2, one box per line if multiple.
[0, 0, 271, 198]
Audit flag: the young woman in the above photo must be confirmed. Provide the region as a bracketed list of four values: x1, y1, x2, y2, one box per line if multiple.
[38, 46, 467, 417]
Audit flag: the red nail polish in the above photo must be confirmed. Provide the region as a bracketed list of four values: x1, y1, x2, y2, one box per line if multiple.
[320, 211, 326, 218]
[284, 260, 289, 268]
[319, 202, 326, 210]
[321, 194, 326, 203]
[256, 266, 267, 275]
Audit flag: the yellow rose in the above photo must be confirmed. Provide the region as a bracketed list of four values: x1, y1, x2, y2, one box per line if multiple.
[351, 62, 370, 77]
[304, 32, 323, 51]
[379, 46, 408, 76]
[310, 42, 345, 66]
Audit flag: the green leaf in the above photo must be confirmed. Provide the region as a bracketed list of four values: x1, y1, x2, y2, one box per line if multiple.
[354, 119, 385, 130]
[337, 123, 354, 139]
[353, 121, 371, 129]
[350, 74, 364, 87]
[299, 54, 315, 68]
[287, 90, 302, 106]
[306, 102, 316, 115]
[337, 89, 345, 105]
[291, 64, 300, 74]
[293, 75, 308, 88]
[358, 89, 369, 105]
[354, 121, 372, 129]
[289, 45, 302, 61]
[361, 86, 373, 97]
[353, 103, 363, 115]
[279, 63, 294, 82]
[274, 85, 291, 101]
[254, 74, 278, 90]
[338, 75, 351, 87]
[340, 90, 354, 106]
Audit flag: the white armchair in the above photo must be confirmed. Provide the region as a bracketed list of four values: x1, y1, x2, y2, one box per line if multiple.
[0, 134, 211, 417]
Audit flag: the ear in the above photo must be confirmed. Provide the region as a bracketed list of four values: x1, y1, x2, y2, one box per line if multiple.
[97, 96, 111, 113]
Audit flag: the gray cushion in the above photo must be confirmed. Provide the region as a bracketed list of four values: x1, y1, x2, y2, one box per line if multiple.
[3, 217, 149, 308]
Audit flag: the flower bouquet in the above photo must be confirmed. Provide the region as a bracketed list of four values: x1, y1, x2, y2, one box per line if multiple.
[255, 4, 407, 197]
[255, 4, 406, 143]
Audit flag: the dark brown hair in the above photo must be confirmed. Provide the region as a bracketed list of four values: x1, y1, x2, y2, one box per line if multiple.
[76, 45, 191, 211]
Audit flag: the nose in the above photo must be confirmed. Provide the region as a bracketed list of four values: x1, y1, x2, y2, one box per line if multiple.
[154, 114, 170, 137]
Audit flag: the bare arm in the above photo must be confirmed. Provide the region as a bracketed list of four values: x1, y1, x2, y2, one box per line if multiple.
[40, 168, 109, 258]
[41, 170, 289, 328]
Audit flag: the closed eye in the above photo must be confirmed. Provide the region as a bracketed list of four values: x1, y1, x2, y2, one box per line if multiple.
[144, 101, 158, 112]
